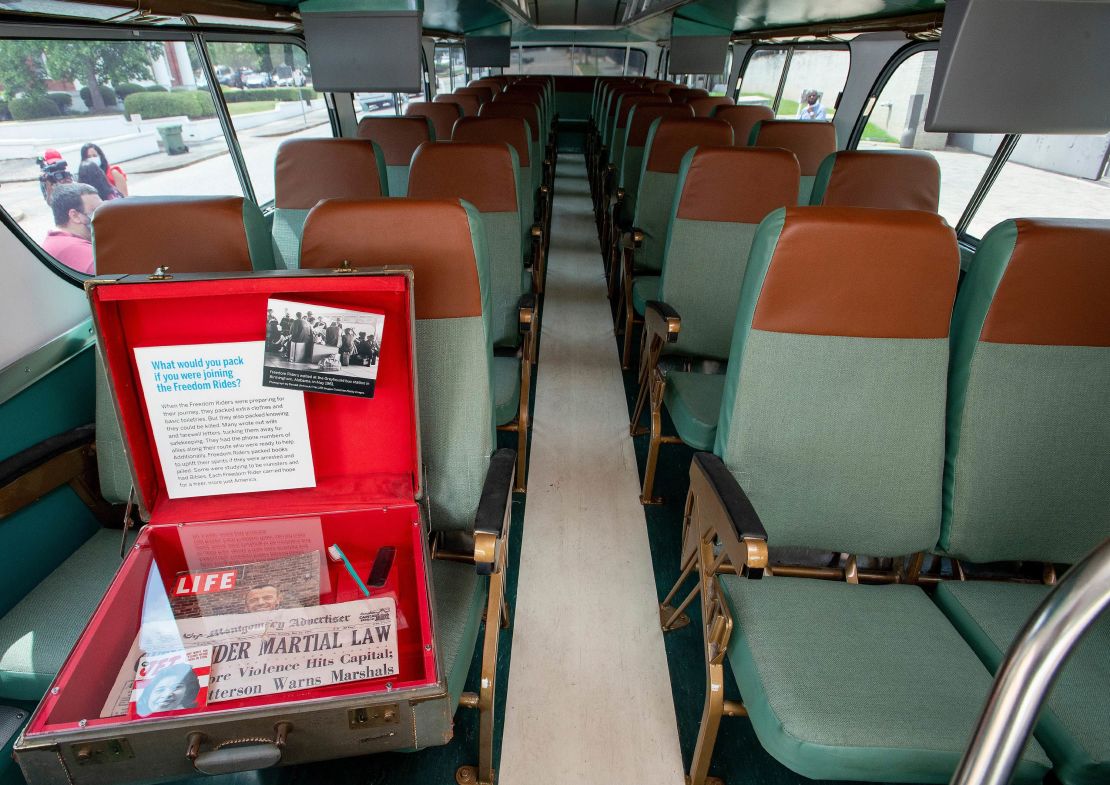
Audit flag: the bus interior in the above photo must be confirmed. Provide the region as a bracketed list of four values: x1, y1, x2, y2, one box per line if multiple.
[0, 0, 1106, 784]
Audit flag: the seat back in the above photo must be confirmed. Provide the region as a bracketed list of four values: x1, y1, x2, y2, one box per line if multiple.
[91, 196, 273, 503]
[650, 82, 677, 95]
[477, 101, 541, 195]
[669, 87, 709, 105]
[356, 116, 433, 196]
[457, 85, 494, 105]
[943, 219, 1110, 564]
[405, 101, 462, 140]
[500, 85, 548, 131]
[272, 138, 386, 269]
[714, 207, 959, 556]
[468, 79, 503, 98]
[713, 105, 774, 148]
[453, 116, 534, 243]
[632, 117, 733, 272]
[688, 96, 734, 117]
[300, 199, 495, 532]
[658, 147, 800, 360]
[750, 120, 837, 203]
[599, 87, 647, 150]
[617, 104, 694, 225]
[609, 94, 670, 173]
[553, 75, 595, 121]
[407, 142, 527, 350]
[810, 150, 940, 211]
[435, 93, 479, 117]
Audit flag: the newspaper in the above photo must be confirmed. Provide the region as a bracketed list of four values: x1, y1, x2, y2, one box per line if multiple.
[169, 551, 321, 619]
[104, 597, 397, 717]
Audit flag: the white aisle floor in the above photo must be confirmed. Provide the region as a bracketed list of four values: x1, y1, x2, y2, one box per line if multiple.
[497, 157, 685, 785]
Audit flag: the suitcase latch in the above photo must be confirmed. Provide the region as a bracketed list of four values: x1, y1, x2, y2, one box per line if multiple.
[348, 703, 400, 730]
[72, 738, 134, 765]
[148, 266, 173, 280]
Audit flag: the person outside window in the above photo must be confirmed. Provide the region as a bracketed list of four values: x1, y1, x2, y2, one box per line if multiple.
[41, 182, 101, 275]
[797, 90, 827, 121]
[80, 142, 129, 197]
[78, 159, 123, 201]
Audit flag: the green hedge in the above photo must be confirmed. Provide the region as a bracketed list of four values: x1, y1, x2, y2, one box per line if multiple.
[115, 82, 147, 100]
[79, 85, 117, 107]
[124, 90, 215, 120]
[221, 87, 318, 103]
[146, 85, 168, 93]
[47, 92, 73, 113]
[9, 95, 61, 121]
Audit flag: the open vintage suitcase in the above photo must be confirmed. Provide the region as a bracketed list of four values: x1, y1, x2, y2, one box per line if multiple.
[13, 268, 466, 783]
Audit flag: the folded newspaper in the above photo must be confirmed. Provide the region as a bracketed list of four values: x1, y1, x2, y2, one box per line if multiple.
[104, 597, 397, 717]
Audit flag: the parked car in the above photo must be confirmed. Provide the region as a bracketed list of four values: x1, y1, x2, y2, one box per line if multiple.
[214, 64, 240, 88]
[273, 64, 306, 87]
[357, 92, 394, 112]
[242, 69, 272, 88]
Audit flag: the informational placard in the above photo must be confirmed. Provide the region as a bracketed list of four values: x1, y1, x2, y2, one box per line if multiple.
[133, 341, 315, 498]
[263, 298, 385, 399]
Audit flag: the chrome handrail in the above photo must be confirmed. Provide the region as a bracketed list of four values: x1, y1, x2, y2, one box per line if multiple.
[951, 537, 1110, 785]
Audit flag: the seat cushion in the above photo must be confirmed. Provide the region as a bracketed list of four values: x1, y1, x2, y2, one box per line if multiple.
[0, 530, 122, 701]
[719, 576, 1051, 783]
[430, 559, 487, 709]
[935, 581, 1110, 785]
[663, 371, 724, 451]
[631, 275, 658, 317]
[493, 355, 522, 426]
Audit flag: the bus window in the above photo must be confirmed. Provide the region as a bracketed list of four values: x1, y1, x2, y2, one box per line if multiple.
[737, 48, 787, 108]
[507, 46, 645, 76]
[0, 35, 244, 279]
[775, 48, 849, 120]
[857, 49, 999, 229]
[205, 41, 330, 205]
[434, 42, 465, 93]
[965, 133, 1110, 238]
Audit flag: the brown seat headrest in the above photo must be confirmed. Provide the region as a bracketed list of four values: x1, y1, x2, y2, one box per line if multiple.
[819, 150, 941, 212]
[93, 196, 255, 275]
[754, 207, 959, 339]
[676, 147, 800, 223]
[614, 95, 671, 129]
[625, 105, 695, 147]
[479, 101, 541, 141]
[435, 93, 480, 117]
[645, 118, 734, 173]
[300, 199, 482, 320]
[275, 138, 383, 209]
[404, 101, 461, 141]
[407, 142, 518, 213]
[713, 105, 774, 148]
[752, 120, 837, 175]
[688, 96, 735, 118]
[981, 219, 1110, 346]
[452, 116, 531, 167]
[356, 116, 432, 166]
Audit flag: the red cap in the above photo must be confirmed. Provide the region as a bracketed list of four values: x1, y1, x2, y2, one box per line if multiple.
[43, 149, 63, 162]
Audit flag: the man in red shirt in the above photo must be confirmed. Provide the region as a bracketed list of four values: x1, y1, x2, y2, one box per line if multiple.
[41, 182, 101, 275]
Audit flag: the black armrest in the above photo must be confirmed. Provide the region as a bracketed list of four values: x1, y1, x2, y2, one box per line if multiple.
[474, 448, 516, 540]
[688, 450, 768, 581]
[692, 453, 768, 545]
[0, 424, 95, 488]
[644, 301, 681, 344]
[517, 292, 537, 335]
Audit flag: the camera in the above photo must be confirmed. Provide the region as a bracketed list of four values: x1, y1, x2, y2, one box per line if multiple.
[36, 157, 72, 202]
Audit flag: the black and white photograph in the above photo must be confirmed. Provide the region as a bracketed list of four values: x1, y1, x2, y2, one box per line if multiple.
[263, 297, 385, 399]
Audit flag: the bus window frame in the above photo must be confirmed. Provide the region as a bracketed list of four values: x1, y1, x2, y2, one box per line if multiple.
[846, 40, 1019, 246]
[733, 42, 851, 115]
[507, 44, 648, 77]
[0, 20, 338, 288]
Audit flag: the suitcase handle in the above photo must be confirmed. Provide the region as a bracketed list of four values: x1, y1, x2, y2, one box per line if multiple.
[186, 722, 291, 775]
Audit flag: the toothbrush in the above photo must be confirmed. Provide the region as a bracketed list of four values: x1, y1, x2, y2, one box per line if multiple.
[327, 544, 370, 598]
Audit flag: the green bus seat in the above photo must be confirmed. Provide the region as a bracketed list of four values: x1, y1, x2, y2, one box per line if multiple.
[936, 217, 1110, 785]
[407, 144, 535, 491]
[632, 147, 799, 502]
[810, 149, 941, 210]
[689, 96, 734, 117]
[614, 117, 734, 368]
[713, 104, 773, 148]
[435, 92, 479, 117]
[357, 115, 434, 196]
[750, 119, 837, 204]
[300, 199, 515, 783]
[271, 138, 387, 269]
[405, 101, 462, 141]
